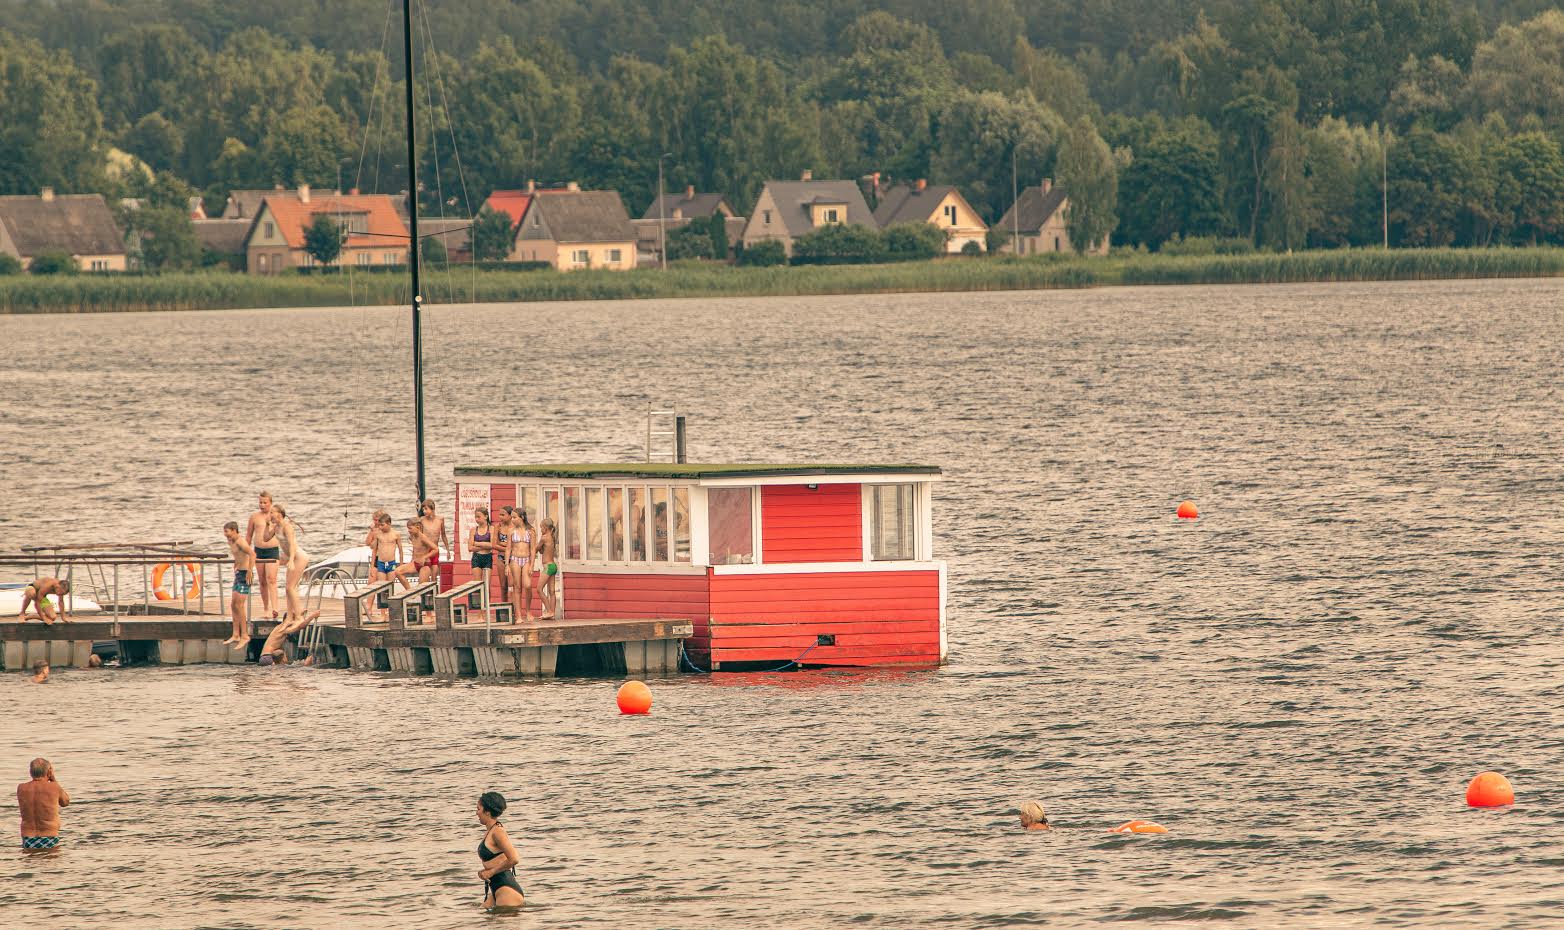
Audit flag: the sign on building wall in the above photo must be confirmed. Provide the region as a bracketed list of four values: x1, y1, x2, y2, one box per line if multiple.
[456, 483, 491, 560]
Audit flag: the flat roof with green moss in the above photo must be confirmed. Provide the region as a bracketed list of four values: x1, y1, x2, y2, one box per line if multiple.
[454, 463, 941, 480]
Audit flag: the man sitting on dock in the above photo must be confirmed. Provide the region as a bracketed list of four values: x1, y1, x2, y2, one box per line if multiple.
[17, 758, 69, 850]
[259, 608, 321, 665]
[223, 521, 255, 649]
[17, 577, 71, 624]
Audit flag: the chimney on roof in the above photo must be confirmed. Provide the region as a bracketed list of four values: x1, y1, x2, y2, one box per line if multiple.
[1041, 178, 1052, 194]
[39, 186, 54, 201]
[350, 187, 360, 196]
[526, 179, 536, 193]
[915, 178, 926, 192]
[299, 184, 311, 203]
[275, 183, 285, 191]
[685, 184, 694, 198]
[566, 181, 580, 192]
[801, 169, 812, 181]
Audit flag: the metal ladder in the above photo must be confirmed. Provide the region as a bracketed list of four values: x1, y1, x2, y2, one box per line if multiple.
[296, 568, 358, 663]
[646, 409, 687, 463]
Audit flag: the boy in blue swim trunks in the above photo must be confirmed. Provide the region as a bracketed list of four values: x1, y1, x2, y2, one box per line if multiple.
[224, 521, 255, 649]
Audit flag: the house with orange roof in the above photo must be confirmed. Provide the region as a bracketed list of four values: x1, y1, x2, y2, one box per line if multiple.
[242, 185, 409, 275]
[481, 186, 534, 232]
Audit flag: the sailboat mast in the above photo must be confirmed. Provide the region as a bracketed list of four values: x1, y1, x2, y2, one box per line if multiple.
[401, 0, 427, 503]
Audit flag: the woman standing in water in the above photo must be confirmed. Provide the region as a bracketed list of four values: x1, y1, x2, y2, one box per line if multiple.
[271, 504, 309, 621]
[476, 792, 524, 908]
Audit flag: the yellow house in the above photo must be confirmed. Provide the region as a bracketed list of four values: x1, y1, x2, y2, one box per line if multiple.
[0, 189, 127, 271]
[512, 185, 637, 271]
[741, 171, 878, 256]
[872, 180, 988, 252]
[995, 179, 1109, 255]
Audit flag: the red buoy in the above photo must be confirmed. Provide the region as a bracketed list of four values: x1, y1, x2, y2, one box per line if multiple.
[1110, 820, 1168, 834]
[1466, 771, 1514, 807]
[617, 680, 653, 715]
[1176, 500, 1199, 520]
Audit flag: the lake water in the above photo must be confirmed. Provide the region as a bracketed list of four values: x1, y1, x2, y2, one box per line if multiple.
[3, 279, 1564, 928]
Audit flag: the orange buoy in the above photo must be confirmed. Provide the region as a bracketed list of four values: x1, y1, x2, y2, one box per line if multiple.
[1110, 820, 1168, 834]
[1466, 771, 1514, 807]
[1176, 500, 1199, 520]
[617, 680, 653, 715]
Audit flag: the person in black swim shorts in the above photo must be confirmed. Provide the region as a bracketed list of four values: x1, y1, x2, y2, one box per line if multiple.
[246, 491, 282, 620]
[224, 521, 255, 648]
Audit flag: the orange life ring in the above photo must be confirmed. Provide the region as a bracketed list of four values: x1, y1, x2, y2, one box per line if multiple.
[1110, 820, 1168, 835]
[152, 561, 201, 601]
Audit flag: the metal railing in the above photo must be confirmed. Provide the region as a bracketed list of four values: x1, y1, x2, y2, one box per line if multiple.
[2, 542, 235, 619]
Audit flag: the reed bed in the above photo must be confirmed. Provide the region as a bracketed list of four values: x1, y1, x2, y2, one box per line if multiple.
[1, 248, 1560, 314]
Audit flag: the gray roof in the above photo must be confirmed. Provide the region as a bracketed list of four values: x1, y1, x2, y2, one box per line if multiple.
[874, 184, 960, 226]
[530, 191, 634, 243]
[758, 180, 877, 237]
[0, 194, 125, 258]
[418, 216, 472, 252]
[192, 218, 250, 254]
[995, 184, 1067, 235]
[641, 191, 731, 221]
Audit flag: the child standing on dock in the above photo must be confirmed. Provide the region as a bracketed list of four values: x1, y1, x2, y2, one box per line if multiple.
[271, 504, 309, 621]
[507, 509, 535, 621]
[223, 521, 255, 648]
[246, 491, 282, 621]
[494, 506, 513, 607]
[366, 509, 388, 582]
[536, 518, 558, 620]
[396, 518, 436, 586]
[419, 499, 449, 576]
[371, 514, 404, 593]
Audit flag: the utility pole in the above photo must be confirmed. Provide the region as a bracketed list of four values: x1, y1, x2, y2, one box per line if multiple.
[1381, 128, 1389, 249]
[658, 152, 673, 270]
[1011, 146, 1020, 255]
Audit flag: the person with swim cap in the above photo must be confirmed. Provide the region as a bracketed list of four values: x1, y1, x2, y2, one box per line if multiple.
[1018, 800, 1050, 831]
[475, 792, 524, 908]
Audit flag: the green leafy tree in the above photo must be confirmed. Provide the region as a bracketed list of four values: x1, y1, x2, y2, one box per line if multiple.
[29, 250, 78, 275]
[666, 222, 715, 260]
[122, 111, 184, 174]
[1118, 124, 1229, 249]
[1490, 130, 1564, 244]
[1263, 113, 1310, 251]
[0, 253, 22, 275]
[261, 104, 352, 187]
[303, 214, 346, 266]
[0, 31, 107, 196]
[705, 214, 729, 259]
[881, 222, 947, 260]
[470, 207, 514, 262]
[1466, 11, 1564, 132]
[422, 235, 448, 264]
[960, 239, 984, 256]
[737, 239, 786, 267]
[1386, 129, 1480, 246]
[791, 223, 885, 264]
[1055, 117, 1119, 253]
[126, 205, 200, 271]
[931, 90, 1063, 221]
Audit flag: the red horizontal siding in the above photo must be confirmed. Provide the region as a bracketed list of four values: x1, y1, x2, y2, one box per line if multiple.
[760, 484, 862, 563]
[562, 571, 710, 625]
[709, 569, 940, 668]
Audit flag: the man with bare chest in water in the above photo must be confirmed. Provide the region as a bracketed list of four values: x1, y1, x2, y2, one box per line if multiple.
[17, 759, 69, 850]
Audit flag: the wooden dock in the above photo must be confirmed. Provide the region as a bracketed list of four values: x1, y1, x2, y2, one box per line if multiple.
[0, 604, 693, 678]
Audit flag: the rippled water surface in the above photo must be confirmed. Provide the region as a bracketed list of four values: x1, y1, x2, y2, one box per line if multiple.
[3, 280, 1564, 928]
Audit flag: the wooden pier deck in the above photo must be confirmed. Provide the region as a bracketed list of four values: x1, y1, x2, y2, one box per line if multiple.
[1, 606, 694, 678]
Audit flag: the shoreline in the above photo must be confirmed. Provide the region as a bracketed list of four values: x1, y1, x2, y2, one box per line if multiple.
[2, 247, 1561, 314]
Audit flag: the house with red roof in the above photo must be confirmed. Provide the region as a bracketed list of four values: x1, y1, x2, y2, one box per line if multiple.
[481, 187, 534, 231]
[242, 185, 409, 275]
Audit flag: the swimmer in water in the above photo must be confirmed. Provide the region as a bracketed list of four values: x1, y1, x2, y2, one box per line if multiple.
[258, 609, 321, 665]
[31, 660, 49, 684]
[476, 791, 524, 908]
[1019, 800, 1050, 831]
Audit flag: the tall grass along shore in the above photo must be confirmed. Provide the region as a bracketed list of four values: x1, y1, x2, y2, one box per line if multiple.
[3, 247, 1562, 314]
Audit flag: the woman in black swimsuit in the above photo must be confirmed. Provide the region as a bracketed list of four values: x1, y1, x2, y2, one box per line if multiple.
[476, 791, 524, 908]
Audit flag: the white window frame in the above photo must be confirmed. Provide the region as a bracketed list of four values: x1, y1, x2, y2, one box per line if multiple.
[704, 485, 759, 566]
[861, 481, 926, 562]
[824, 207, 839, 223]
[572, 248, 590, 266]
[607, 248, 622, 264]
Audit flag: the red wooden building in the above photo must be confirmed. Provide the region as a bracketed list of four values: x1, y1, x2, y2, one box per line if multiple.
[446, 464, 946, 669]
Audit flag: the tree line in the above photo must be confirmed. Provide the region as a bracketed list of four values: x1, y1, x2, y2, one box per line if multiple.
[1, 0, 1563, 272]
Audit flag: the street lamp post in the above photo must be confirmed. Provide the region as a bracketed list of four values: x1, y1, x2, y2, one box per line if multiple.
[658, 152, 673, 270]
